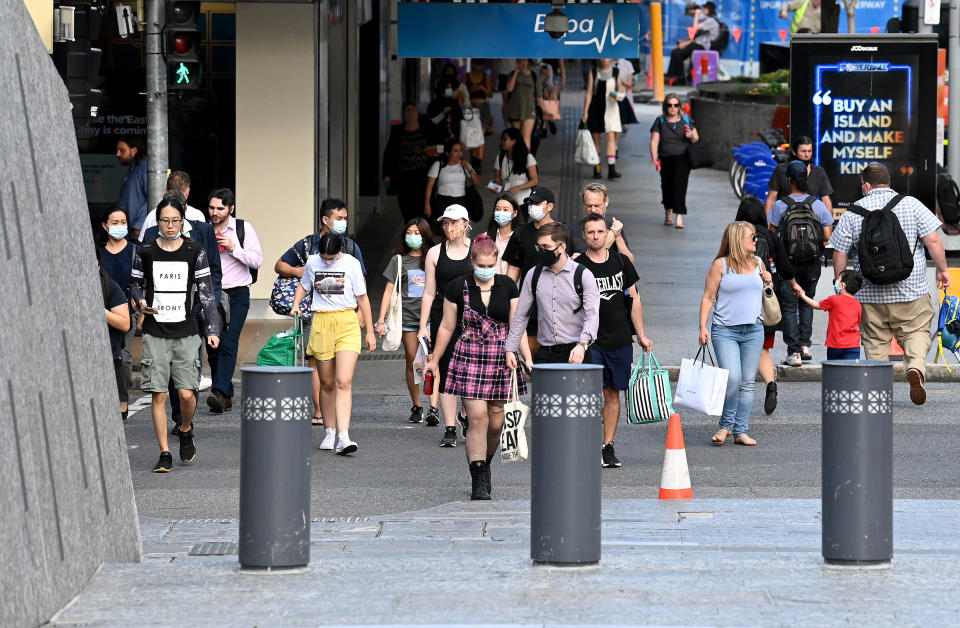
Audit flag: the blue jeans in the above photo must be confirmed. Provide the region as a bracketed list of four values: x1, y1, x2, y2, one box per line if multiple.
[711, 321, 764, 435]
[778, 261, 821, 355]
[826, 347, 860, 360]
[208, 286, 250, 398]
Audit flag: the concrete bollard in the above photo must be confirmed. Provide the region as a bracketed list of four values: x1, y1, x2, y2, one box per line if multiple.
[238, 366, 314, 571]
[821, 360, 894, 567]
[530, 363, 604, 566]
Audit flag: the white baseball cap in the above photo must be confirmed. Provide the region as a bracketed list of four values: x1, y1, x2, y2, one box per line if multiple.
[440, 204, 469, 222]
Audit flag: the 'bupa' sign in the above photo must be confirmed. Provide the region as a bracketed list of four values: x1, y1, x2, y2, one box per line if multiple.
[397, 3, 639, 59]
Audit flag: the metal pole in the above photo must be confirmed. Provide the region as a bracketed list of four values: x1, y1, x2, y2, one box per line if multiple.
[821, 360, 894, 567]
[144, 0, 169, 210]
[238, 366, 314, 571]
[950, 0, 960, 177]
[530, 364, 603, 566]
[650, 2, 665, 103]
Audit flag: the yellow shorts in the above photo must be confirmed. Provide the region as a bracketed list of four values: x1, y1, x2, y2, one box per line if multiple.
[306, 309, 361, 361]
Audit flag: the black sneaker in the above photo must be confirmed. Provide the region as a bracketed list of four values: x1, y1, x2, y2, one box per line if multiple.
[457, 410, 469, 439]
[178, 428, 197, 463]
[153, 451, 174, 473]
[440, 426, 457, 447]
[764, 381, 778, 415]
[424, 406, 440, 426]
[408, 406, 424, 423]
[602, 443, 621, 468]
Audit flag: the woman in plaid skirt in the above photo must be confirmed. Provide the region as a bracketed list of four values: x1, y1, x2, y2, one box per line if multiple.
[426, 235, 532, 500]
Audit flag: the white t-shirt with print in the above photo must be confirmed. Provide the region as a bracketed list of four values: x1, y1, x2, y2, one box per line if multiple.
[497, 153, 538, 203]
[300, 253, 367, 312]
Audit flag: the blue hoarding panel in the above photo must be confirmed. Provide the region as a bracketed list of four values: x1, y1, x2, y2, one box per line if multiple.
[397, 3, 640, 59]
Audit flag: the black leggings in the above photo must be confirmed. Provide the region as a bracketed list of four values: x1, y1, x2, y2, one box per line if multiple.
[659, 154, 691, 215]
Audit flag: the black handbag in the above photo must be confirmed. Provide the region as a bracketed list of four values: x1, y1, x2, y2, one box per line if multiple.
[685, 141, 714, 169]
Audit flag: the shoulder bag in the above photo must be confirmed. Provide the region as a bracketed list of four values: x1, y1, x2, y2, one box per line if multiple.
[382, 255, 404, 351]
[269, 235, 314, 319]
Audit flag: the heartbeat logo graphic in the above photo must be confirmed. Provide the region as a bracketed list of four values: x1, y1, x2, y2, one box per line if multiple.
[563, 9, 634, 53]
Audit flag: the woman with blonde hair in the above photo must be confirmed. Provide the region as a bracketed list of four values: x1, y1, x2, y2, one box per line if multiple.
[698, 221, 771, 447]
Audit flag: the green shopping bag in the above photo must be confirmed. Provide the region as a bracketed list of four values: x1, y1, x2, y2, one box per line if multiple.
[626, 351, 674, 424]
[257, 316, 304, 367]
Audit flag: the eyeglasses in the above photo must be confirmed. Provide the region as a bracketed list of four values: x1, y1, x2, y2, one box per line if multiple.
[158, 218, 183, 226]
[534, 244, 560, 254]
[747, 234, 758, 241]
[666, 103, 680, 108]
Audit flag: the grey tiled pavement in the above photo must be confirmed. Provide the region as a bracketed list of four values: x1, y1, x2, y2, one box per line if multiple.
[52, 499, 960, 626]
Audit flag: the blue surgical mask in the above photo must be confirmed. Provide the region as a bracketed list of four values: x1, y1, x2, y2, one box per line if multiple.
[443, 88, 454, 98]
[834, 280, 844, 295]
[322, 256, 338, 266]
[528, 203, 547, 222]
[405, 234, 423, 250]
[158, 231, 182, 240]
[474, 266, 497, 281]
[331, 220, 347, 235]
[107, 225, 128, 240]
[494, 210, 513, 226]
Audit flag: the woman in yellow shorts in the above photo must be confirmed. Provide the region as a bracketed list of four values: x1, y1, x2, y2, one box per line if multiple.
[292, 233, 376, 455]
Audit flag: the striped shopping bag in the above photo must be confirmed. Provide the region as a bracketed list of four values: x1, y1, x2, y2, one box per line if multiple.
[627, 351, 674, 424]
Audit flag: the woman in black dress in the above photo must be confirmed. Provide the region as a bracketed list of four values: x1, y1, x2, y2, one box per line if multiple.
[383, 102, 435, 222]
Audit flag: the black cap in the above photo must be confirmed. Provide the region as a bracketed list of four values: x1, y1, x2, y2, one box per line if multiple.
[785, 160, 808, 182]
[525, 186, 555, 205]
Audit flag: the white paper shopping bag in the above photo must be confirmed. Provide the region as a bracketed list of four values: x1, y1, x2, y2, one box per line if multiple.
[673, 345, 729, 416]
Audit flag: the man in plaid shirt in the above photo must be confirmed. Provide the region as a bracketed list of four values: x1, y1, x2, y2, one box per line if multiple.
[830, 163, 950, 405]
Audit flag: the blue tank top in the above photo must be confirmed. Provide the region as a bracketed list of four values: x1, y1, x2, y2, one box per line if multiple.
[713, 257, 762, 326]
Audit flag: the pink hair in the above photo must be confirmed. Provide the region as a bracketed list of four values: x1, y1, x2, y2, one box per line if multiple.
[470, 233, 498, 261]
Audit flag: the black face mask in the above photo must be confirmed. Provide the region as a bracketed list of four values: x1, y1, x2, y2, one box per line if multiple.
[800, 158, 812, 167]
[536, 246, 560, 266]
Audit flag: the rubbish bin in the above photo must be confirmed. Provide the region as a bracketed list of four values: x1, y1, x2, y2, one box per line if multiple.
[238, 366, 313, 571]
[821, 360, 894, 566]
[530, 363, 604, 565]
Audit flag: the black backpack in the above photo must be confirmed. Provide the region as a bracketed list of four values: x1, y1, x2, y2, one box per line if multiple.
[754, 228, 774, 273]
[235, 219, 258, 284]
[937, 165, 960, 224]
[780, 195, 824, 263]
[712, 21, 730, 55]
[529, 262, 586, 320]
[846, 193, 914, 285]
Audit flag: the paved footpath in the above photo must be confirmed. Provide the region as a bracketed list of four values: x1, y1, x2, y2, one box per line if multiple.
[52, 499, 960, 626]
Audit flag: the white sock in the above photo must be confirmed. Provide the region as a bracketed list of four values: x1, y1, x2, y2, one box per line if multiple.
[338, 430, 350, 441]
[325, 427, 335, 437]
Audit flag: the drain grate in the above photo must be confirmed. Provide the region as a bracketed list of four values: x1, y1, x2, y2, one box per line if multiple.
[358, 353, 405, 362]
[189, 542, 238, 556]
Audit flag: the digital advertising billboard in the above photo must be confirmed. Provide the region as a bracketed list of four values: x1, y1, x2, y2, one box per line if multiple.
[790, 34, 938, 217]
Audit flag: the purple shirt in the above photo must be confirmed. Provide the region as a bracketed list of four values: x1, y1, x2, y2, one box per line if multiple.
[216, 216, 263, 289]
[506, 257, 600, 352]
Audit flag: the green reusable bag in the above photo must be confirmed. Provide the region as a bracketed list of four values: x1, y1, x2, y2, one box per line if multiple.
[257, 316, 304, 367]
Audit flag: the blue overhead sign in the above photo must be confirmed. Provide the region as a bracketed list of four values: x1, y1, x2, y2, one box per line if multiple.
[397, 3, 639, 59]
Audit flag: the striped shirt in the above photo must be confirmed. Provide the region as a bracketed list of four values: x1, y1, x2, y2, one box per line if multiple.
[829, 187, 941, 304]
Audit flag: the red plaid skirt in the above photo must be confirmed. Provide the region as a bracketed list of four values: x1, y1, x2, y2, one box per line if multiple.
[445, 284, 527, 400]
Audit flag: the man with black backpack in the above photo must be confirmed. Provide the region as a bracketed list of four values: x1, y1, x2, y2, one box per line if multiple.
[768, 160, 834, 366]
[506, 222, 600, 367]
[830, 163, 949, 405]
[206, 188, 263, 413]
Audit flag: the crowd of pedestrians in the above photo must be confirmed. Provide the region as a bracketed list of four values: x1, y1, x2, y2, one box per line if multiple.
[98, 60, 951, 503]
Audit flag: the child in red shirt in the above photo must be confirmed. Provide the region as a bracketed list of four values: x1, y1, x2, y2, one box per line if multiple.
[799, 270, 863, 360]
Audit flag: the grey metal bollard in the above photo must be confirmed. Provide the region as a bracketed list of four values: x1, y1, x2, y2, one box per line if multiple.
[239, 366, 314, 571]
[530, 363, 604, 565]
[821, 360, 894, 566]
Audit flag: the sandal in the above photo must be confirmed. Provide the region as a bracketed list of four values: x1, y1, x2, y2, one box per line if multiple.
[711, 429, 730, 445]
[675, 223, 685, 229]
[664, 219, 674, 226]
[734, 434, 757, 446]
[312, 416, 324, 427]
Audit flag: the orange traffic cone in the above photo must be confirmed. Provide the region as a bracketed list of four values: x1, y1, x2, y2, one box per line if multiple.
[889, 338, 904, 361]
[659, 413, 693, 499]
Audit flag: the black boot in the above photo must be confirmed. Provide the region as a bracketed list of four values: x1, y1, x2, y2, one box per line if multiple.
[485, 453, 495, 494]
[593, 164, 602, 179]
[608, 163, 622, 180]
[470, 461, 491, 500]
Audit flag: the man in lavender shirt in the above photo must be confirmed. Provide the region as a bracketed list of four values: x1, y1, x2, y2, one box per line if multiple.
[506, 222, 601, 366]
[206, 188, 264, 413]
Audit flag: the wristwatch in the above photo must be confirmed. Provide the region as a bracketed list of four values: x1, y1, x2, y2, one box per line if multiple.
[577, 340, 590, 350]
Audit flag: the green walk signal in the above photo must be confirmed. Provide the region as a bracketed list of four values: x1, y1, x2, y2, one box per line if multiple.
[176, 63, 190, 84]
[168, 60, 202, 90]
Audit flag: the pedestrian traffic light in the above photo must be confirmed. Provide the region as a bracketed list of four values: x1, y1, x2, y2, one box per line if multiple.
[51, 4, 104, 119]
[165, 1, 201, 90]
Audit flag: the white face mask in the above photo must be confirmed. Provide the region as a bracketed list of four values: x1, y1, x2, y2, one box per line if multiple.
[528, 203, 547, 222]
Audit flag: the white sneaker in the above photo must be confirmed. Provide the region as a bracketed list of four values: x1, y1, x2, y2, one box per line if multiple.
[198, 376, 212, 391]
[783, 352, 803, 367]
[319, 428, 336, 450]
[335, 431, 358, 455]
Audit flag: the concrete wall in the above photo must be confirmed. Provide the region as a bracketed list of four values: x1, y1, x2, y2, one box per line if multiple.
[0, 3, 141, 626]
[236, 3, 317, 302]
